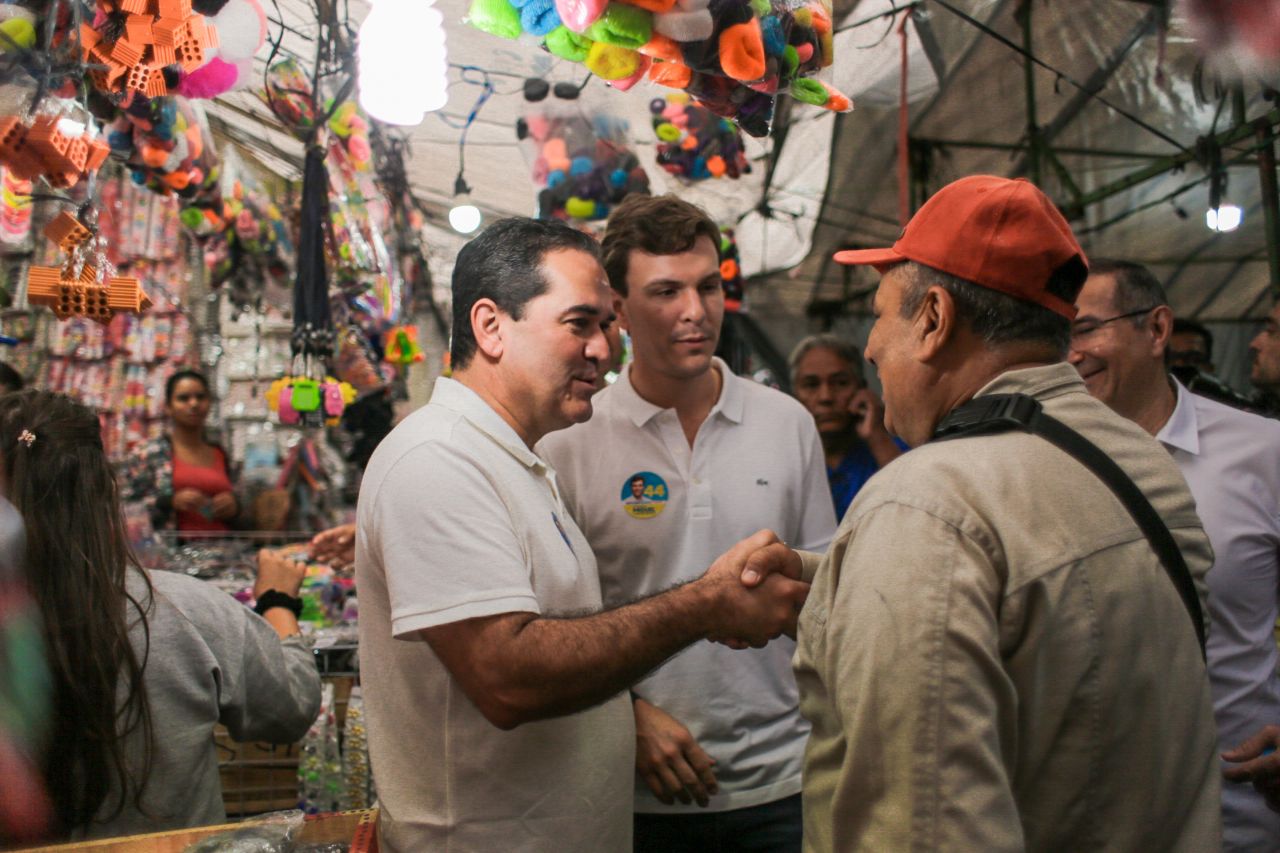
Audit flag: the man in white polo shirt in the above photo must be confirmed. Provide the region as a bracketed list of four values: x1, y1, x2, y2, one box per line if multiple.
[1071, 259, 1280, 851]
[356, 217, 809, 853]
[540, 195, 836, 852]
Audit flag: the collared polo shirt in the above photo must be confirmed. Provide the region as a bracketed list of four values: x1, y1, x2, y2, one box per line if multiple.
[356, 377, 633, 852]
[1158, 379, 1280, 851]
[539, 358, 836, 813]
[795, 363, 1221, 851]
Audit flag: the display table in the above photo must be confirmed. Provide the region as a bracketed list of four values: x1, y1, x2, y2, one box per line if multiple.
[20, 809, 378, 853]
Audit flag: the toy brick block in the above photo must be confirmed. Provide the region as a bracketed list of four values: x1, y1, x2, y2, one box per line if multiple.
[80, 22, 101, 51]
[84, 137, 111, 172]
[84, 287, 115, 324]
[177, 38, 203, 71]
[151, 42, 176, 65]
[46, 171, 81, 189]
[152, 17, 185, 47]
[43, 212, 92, 252]
[65, 136, 88, 172]
[0, 116, 26, 155]
[120, 0, 150, 13]
[106, 276, 149, 312]
[26, 116, 68, 154]
[24, 266, 62, 304]
[157, 0, 191, 19]
[144, 69, 168, 98]
[125, 14, 154, 44]
[111, 37, 144, 66]
[3, 147, 44, 181]
[125, 63, 151, 93]
[204, 21, 219, 48]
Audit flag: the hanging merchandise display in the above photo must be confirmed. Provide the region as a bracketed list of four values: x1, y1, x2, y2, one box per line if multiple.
[718, 225, 743, 306]
[0, 113, 110, 188]
[25, 210, 152, 323]
[469, 0, 853, 136]
[649, 91, 749, 181]
[106, 95, 221, 202]
[0, 167, 34, 245]
[519, 109, 650, 221]
[266, 374, 356, 427]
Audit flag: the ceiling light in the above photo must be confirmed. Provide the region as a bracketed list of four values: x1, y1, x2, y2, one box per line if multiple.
[449, 204, 482, 234]
[1206, 203, 1242, 233]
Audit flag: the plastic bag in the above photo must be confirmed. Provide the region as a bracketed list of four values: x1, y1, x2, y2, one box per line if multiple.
[182, 809, 304, 853]
[519, 109, 649, 222]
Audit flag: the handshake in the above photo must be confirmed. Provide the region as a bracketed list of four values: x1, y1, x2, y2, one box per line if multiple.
[691, 529, 809, 649]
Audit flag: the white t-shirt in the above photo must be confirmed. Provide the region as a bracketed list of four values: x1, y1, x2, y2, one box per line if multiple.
[356, 377, 634, 852]
[539, 359, 837, 813]
[1158, 381, 1280, 851]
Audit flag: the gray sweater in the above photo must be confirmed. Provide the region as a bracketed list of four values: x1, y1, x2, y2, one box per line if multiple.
[80, 568, 321, 839]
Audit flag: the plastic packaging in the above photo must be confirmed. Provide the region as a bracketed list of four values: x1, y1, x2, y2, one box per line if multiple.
[182, 809, 304, 852]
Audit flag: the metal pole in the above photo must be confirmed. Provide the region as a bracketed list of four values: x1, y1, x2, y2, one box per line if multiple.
[1019, 0, 1041, 185]
[1257, 119, 1280, 297]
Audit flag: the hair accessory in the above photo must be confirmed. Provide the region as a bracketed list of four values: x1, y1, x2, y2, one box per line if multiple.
[17, 429, 35, 448]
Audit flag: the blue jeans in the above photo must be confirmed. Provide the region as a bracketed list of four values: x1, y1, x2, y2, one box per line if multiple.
[633, 793, 802, 853]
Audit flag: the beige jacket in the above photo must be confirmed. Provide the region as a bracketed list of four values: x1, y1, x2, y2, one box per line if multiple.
[794, 363, 1221, 852]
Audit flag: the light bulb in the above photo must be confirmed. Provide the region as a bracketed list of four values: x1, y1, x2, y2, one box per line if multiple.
[449, 204, 482, 234]
[1206, 203, 1242, 233]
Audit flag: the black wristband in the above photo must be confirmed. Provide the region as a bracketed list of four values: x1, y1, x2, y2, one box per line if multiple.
[254, 590, 303, 618]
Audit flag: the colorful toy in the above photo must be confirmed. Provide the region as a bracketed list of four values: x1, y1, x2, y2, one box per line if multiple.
[718, 225, 744, 306]
[24, 212, 152, 324]
[0, 115, 111, 189]
[520, 111, 650, 221]
[468, 0, 852, 136]
[267, 375, 356, 426]
[383, 325, 424, 364]
[649, 92, 750, 181]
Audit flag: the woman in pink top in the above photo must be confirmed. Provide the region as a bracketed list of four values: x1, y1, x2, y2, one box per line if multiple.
[121, 371, 240, 535]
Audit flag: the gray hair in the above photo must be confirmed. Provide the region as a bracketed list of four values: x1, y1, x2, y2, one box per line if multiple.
[1088, 258, 1168, 319]
[896, 261, 1074, 355]
[788, 334, 865, 386]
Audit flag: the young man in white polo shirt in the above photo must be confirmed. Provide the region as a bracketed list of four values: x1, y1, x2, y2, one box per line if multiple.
[539, 196, 836, 852]
[356, 217, 810, 853]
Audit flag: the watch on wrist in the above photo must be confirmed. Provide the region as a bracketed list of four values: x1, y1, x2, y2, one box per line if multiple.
[254, 589, 303, 618]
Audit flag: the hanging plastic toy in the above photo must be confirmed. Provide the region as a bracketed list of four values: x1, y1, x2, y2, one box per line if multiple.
[383, 325, 424, 365]
[649, 92, 750, 181]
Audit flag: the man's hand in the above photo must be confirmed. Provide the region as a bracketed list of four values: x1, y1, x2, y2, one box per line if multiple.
[850, 387, 888, 441]
[697, 530, 809, 647]
[255, 548, 307, 599]
[634, 697, 718, 807]
[1223, 725, 1280, 812]
[311, 523, 356, 567]
[173, 488, 208, 514]
[210, 491, 238, 520]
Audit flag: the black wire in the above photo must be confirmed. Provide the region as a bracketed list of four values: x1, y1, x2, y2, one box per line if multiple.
[929, 0, 1189, 154]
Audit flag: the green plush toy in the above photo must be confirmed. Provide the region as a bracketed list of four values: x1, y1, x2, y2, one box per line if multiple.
[545, 25, 594, 61]
[585, 3, 652, 49]
[468, 0, 523, 39]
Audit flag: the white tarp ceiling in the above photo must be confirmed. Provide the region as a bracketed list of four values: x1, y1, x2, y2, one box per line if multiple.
[206, 0, 1280, 324]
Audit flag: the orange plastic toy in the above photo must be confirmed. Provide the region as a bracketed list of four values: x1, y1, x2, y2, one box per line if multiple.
[26, 264, 151, 324]
[0, 115, 110, 188]
[82, 0, 219, 97]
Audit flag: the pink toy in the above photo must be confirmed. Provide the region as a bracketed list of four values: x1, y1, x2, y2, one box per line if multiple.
[277, 385, 300, 424]
[555, 0, 608, 32]
[323, 382, 345, 417]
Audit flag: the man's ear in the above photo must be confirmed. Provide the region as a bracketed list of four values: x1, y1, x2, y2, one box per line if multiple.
[615, 292, 632, 333]
[913, 285, 957, 363]
[1149, 305, 1174, 359]
[472, 298, 505, 360]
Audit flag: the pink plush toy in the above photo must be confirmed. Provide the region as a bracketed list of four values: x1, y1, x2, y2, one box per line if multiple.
[555, 0, 608, 32]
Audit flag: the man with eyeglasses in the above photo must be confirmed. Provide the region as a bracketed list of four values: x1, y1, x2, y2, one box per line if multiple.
[1071, 258, 1280, 852]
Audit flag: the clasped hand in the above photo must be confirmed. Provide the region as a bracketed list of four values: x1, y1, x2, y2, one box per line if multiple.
[700, 529, 807, 648]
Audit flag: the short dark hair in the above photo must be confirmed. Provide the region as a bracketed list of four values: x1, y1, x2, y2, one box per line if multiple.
[787, 334, 865, 387]
[602, 194, 720, 296]
[0, 361, 23, 393]
[897, 260, 1081, 355]
[164, 369, 209, 404]
[450, 218, 601, 371]
[1172, 318, 1213, 358]
[630, 475, 644, 485]
[1089, 258, 1169, 317]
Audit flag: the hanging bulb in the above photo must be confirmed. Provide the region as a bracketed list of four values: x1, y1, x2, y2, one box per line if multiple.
[357, 0, 449, 126]
[1206, 203, 1242, 233]
[449, 204, 482, 234]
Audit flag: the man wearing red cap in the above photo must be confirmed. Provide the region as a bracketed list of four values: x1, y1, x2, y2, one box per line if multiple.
[766, 175, 1221, 850]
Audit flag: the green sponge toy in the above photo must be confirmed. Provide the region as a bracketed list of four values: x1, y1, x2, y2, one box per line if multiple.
[546, 25, 594, 61]
[585, 3, 652, 49]
[468, 0, 523, 39]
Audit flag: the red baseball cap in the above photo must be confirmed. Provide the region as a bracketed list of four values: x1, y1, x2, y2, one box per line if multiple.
[833, 175, 1088, 320]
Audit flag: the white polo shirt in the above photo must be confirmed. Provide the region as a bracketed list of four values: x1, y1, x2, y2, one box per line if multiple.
[538, 358, 836, 813]
[356, 377, 633, 852]
[1157, 380, 1280, 851]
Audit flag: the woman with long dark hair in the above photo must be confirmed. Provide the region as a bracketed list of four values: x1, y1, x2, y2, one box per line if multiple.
[121, 369, 242, 536]
[0, 390, 320, 840]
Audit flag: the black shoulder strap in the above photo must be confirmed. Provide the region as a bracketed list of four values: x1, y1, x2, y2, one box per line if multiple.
[933, 393, 1207, 657]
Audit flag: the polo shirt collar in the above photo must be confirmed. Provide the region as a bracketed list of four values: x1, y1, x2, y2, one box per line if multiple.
[613, 357, 743, 427]
[1156, 378, 1201, 456]
[429, 377, 546, 470]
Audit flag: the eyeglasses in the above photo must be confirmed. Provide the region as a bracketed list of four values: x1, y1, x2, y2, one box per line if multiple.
[1070, 306, 1157, 342]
